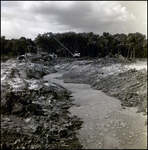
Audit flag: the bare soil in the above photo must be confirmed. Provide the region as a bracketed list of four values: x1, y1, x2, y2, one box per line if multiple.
[1, 55, 83, 149]
[1, 54, 147, 149]
[55, 56, 147, 114]
[44, 72, 147, 149]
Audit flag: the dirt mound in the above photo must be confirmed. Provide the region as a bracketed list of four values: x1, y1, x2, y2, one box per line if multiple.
[26, 63, 57, 79]
[56, 58, 147, 114]
[1, 56, 83, 149]
[92, 68, 147, 113]
[1, 82, 83, 149]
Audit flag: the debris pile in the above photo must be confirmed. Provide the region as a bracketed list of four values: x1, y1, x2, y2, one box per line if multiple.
[1, 54, 83, 149]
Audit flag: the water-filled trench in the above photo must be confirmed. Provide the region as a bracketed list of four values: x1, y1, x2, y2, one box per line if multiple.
[43, 72, 147, 149]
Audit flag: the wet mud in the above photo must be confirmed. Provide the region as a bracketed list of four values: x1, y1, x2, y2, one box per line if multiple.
[44, 72, 147, 149]
[1, 56, 147, 149]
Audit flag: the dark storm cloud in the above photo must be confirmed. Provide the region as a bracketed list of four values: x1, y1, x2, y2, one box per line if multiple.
[31, 1, 92, 16]
[28, 1, 134, 32]
[29, 1, 93, 28]
[1, 1, 147, 40]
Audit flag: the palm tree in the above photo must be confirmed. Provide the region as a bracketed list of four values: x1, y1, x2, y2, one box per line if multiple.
[126, 32, 147, 58]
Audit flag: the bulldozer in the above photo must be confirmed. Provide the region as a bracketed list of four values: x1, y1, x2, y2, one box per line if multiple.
[49, 33, 80, 58]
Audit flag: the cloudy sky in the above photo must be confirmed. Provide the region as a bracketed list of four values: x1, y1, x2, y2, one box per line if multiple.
[1, 1, 147, 40]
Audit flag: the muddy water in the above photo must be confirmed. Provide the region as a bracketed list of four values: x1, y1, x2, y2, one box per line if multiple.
[43, 72, 147, 149]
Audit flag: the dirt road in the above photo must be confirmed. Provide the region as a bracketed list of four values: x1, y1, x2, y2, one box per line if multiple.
[44, 72, 147, 149]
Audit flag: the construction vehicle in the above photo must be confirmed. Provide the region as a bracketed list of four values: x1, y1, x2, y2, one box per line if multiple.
[73, 51, 80, 58]
[49, 33, 80, 58]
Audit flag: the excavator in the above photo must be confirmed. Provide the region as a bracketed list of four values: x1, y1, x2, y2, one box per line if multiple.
[49, 33, 80, 58]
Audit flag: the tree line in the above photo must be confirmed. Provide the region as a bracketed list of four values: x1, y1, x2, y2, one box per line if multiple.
[1, 31, 147, 58]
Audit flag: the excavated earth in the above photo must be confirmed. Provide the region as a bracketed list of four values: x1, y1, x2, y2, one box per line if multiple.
[53, 56, 147, 149]
[1, 54, 83, 149]
[56, 56, 147, 114]
[1, 54, 147, 149]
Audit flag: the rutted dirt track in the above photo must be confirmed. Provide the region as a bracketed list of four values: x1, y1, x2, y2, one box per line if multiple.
[44, 72, 147, 149]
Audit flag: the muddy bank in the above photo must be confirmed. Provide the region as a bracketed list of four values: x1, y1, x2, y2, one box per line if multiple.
[1, 55, 147, 149]
[1, 55, 83, 149]
[1, 82, 83, 149]
[44, 72, 147, 149]
[55, 57, 147, 114]
[92, 68, 147, 113]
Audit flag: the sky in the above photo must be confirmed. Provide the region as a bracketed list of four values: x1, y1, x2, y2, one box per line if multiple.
[1, 1, 147, 40]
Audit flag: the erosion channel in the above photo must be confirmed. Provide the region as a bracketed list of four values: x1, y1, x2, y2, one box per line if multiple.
[44, 71, 147, 149]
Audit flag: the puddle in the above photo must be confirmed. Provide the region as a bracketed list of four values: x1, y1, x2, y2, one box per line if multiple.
[43, 72, 147, 149]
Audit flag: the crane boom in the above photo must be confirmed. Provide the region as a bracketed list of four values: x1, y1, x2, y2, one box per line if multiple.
[52, 36, 74, 57]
